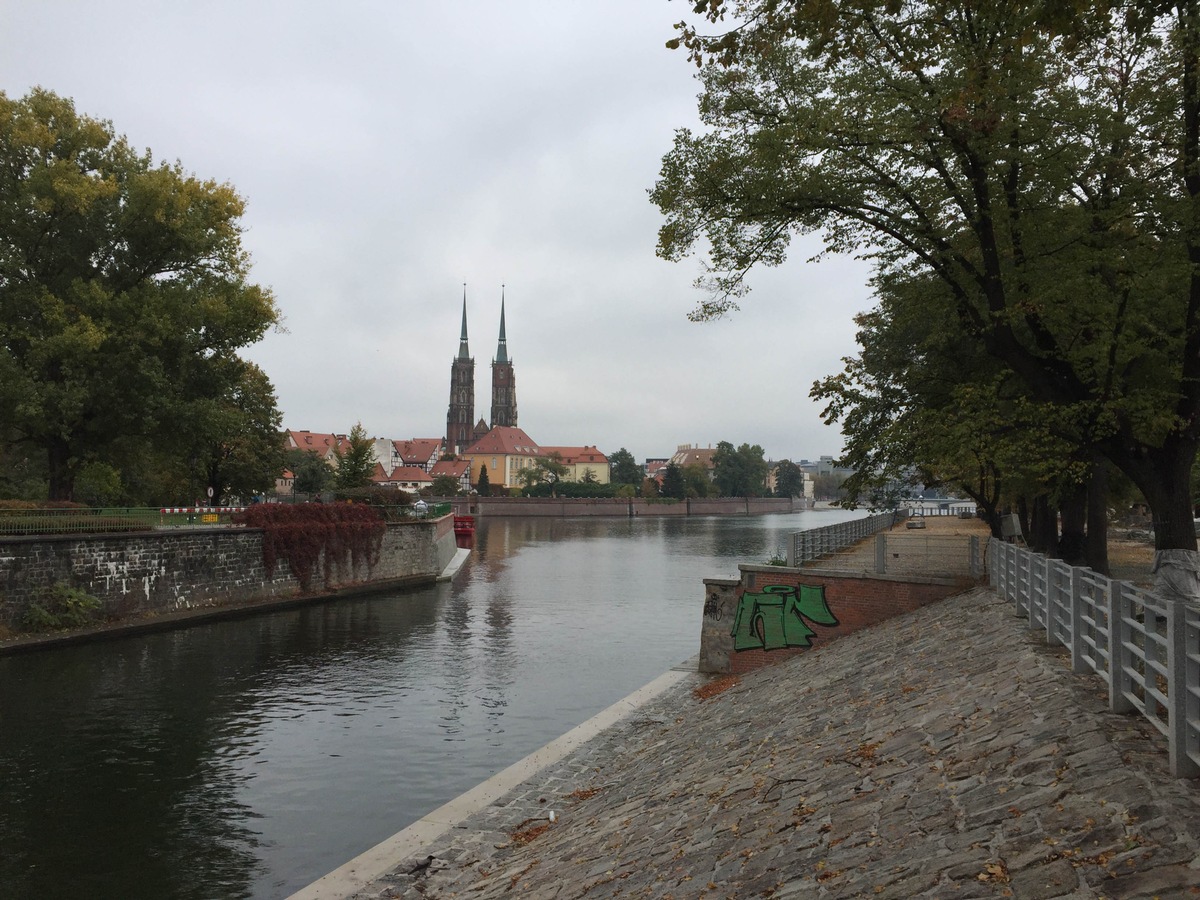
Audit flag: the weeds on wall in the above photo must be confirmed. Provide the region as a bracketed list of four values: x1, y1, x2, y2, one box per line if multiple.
[234, 503, 386, 591]
[22, 582, 103, 632]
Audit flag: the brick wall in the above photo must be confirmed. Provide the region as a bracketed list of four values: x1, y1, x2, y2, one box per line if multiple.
[460, 497, 799, 517]
[699, 564, 971, 674]
[0, 516, 458, 633]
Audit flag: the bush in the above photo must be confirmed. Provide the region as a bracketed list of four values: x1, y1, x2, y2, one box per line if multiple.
[22, 582, 103, 632]
[234, 503, 386, 591]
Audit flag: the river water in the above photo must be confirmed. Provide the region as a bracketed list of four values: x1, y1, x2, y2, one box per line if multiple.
[0, 509, 863, 899]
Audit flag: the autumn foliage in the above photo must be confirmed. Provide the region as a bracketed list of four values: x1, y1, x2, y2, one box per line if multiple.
[235, 503, 385, 591]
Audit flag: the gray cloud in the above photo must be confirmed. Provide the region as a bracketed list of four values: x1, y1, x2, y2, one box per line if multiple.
[1, 1, 871, 464]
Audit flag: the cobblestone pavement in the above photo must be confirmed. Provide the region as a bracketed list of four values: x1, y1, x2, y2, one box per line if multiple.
[348, 587, 1200, 899]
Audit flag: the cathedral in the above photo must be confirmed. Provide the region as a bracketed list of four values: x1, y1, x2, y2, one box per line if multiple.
[445, 288, 518, 455]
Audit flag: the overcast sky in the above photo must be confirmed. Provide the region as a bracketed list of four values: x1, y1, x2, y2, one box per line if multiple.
[1, 1, 874, 465]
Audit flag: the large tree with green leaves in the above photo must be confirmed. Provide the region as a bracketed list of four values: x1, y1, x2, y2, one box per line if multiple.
[712, 441, 768, 497]
[773, 459, 804, 498]
[609, 447, 643, 486]
[196, 362, 284, 505]
[334, 423, 377, 491]
[661, 461, 687, 499]
[518, 453, 570, 497]
[655, 1, 1200, 594]
[0, 88, 280, 501]
[287, 449, 335, 497]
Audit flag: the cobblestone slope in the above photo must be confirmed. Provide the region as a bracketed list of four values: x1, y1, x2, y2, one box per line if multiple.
[349, 587, 1200, 899]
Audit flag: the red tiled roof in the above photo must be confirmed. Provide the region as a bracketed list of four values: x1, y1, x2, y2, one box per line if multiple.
[393, 438, 442, 463]
[463, 426, 541, 456]
[540, 445, 609, 465]
[431, 459, 470, 477]
[287, 430, 347, 454]
[374, 465, 436, 487]
[670, 446, 718, 469]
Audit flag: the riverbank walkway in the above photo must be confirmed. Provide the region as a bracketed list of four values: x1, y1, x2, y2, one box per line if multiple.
[305, 533, 1200, 898]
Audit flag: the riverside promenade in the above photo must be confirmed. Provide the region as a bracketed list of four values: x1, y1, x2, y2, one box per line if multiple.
[305, 542, 1200, 898]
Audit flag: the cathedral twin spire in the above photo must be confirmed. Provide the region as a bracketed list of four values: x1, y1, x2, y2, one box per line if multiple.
[445, 287, 517, 454]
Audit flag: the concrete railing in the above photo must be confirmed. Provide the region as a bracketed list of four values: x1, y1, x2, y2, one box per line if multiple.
[786, 511, 900, 567]
[989, 537, 1200, 778]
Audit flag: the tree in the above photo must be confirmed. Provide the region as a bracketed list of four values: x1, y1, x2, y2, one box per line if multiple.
[476, 464, 491, 496]
[431, 474, 461, 496]
[518, 453, 570, 497]
[682, 462, 712, 499]
[810, 271, 1099, 557]
[0, 89, 279, 500]
[609, 448, 643, 486]
[196, 362, 284, 505]
[335, 423, 376, 491]
[654, 3, 1200, 593]
[712, 441, 768, 497]
[660, 461, 686, 500]
[774, 460, 804, 498]
[287, 449, 334, 496]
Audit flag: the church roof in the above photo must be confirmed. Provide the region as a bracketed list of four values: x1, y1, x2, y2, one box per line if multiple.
[495, 290, 509, 364]
[464, 425, 540, 456]
[457, 289, 471, 360]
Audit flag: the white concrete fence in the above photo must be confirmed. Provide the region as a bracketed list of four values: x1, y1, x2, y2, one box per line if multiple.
[989, 537, 1200, 778]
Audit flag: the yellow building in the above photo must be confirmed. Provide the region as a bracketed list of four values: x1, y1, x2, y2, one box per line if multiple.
[461, 426, 543, 490]
[539, 446, 610, 484]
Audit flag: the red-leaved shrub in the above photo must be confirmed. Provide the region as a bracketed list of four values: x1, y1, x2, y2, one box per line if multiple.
[234, 503, 385, 591]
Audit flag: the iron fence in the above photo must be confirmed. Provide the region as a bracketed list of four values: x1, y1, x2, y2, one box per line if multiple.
[786, 511, 901, 566]
[0, 502, 454, 536]
[989, 537, 1200, 778]
[872, 532, 983, 579]
[0, 507, 247, 535]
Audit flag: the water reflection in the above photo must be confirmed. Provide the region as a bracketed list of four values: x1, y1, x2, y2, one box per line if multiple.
[0, 509, 862, 899]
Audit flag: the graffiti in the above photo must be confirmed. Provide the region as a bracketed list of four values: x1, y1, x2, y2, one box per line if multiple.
[703, 596, 722, 620]
[730, 584, 837, 652]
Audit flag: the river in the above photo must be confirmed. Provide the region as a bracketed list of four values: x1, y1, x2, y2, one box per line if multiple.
[0, 509, 863, 899]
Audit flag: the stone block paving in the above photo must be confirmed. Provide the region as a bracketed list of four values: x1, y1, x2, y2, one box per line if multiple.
[349, 587, 1200, 899]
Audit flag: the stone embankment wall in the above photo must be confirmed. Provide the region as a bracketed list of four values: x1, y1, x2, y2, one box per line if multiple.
[0, 514, 458, 635]
[700, 564, 970, 675]
[453, 497, 803, 517]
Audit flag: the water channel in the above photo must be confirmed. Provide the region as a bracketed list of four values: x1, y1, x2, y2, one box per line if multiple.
[0, 509, 864, 899]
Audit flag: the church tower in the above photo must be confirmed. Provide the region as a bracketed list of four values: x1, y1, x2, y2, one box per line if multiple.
[446, 288, 475, 454]
[490, 289, 518, 428]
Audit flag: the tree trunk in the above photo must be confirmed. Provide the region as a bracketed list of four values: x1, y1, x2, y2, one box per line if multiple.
[1113, 437, 1200, 602]
[1058, 482, 1087, 565]
[1085, 460, 1110, 575]
[47, 437, 74, 501]
[1029, 495, 1059, 554]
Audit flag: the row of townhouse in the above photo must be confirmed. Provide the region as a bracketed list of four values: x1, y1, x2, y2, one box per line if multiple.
[283, 428, 611, 494]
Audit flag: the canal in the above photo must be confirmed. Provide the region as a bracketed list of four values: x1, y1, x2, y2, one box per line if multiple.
[0, 509, 863, 899]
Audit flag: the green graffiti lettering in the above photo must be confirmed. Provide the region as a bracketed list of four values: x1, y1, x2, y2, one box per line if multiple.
[730, 584, 837, 651]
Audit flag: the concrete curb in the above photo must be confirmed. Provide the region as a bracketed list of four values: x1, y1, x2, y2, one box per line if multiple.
[287, 661, 698, 900]
[436, 547, 471, 582]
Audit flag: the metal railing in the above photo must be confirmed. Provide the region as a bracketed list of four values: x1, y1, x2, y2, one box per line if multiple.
[0, 502, 452, 536]
[989, 537, 1200, 778]
[0, 507, 247, 535]
[872, 532, 983, 579]
[786, 511, 902, 566]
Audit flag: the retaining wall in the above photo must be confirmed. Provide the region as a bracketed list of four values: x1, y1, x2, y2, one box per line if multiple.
[452, 497, 801, 517]
[0, 514, 458, 635]
[700, 564, 970, 675]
